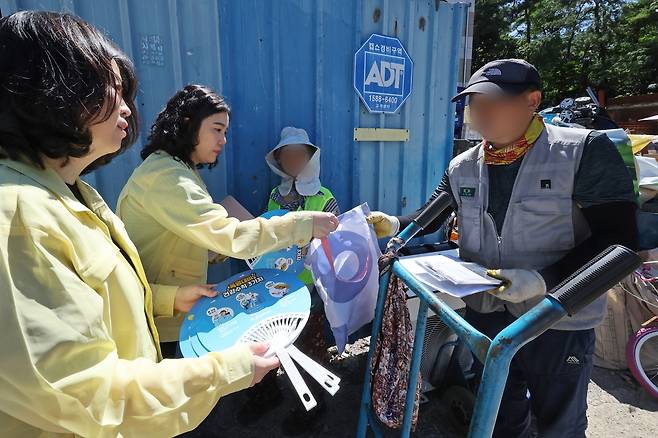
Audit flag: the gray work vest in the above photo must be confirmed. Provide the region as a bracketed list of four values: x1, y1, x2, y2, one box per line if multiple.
[448, 124, 604, 330]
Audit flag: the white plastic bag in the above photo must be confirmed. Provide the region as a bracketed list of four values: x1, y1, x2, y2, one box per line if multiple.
[305, 203, 381, 353]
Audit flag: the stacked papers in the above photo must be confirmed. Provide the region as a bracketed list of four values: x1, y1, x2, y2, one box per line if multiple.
[398, 252, 501, 298]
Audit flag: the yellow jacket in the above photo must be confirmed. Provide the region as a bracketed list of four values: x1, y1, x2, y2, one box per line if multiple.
[116, 152, 314, 341]
[0, 159, 254, 438]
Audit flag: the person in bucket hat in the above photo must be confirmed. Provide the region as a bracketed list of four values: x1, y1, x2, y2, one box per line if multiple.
[265, 126, 340, 287]
[266, 127, 339, 218]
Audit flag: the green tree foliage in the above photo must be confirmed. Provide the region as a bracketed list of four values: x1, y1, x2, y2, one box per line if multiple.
[473, 0, 658, 104]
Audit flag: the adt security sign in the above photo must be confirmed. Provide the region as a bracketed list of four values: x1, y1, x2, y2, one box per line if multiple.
[354, 33, 413, 114]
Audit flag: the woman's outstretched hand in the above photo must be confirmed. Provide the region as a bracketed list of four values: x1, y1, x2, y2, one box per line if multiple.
[174, 284, 218, 313]
[310, 212, 339, 239]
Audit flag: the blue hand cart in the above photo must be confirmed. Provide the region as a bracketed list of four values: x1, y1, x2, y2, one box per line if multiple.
[357, 206, 641, 438]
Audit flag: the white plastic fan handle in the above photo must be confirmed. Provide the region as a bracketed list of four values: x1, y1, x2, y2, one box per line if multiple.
[287, 345, 341, 396]
[276, 347, 317, 411]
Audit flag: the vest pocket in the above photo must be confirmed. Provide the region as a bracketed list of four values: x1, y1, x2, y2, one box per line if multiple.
[458, 205, 482, 252]
[512, 197, 575, 251]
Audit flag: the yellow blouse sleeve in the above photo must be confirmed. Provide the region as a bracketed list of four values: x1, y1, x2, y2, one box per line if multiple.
[0, 228, 254, 437]
[150, 282, 179, 317]
[140, 166, 314, 259]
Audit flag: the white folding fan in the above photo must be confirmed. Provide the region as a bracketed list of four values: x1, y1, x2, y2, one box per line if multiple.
[180, 268, 340, 411]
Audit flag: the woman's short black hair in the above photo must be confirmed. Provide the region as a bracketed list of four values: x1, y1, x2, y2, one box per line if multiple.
[0, 11, 138, 173]
[141, 84, 230, 169]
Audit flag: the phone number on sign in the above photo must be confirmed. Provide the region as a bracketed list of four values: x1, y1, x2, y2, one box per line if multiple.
[368, 95, 399, 104]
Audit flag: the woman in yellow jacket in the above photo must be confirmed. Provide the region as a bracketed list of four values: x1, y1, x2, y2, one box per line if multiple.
[0, 11, 278, 437]
[116, 85, 338, 355]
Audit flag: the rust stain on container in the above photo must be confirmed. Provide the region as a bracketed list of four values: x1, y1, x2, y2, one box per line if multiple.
[372, 8, 381, 23]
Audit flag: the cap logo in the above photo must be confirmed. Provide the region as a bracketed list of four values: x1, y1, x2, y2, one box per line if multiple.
[484, 68, 502, 76]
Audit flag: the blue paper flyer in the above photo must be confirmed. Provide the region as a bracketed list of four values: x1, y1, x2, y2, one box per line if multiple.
[179, 268, 310, 358]
[247, 210, 307, 275]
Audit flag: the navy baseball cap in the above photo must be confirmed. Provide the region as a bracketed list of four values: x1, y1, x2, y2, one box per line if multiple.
[452, 59, 541, 102]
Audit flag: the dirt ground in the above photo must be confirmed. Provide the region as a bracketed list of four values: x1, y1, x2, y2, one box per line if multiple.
[181, 338, 658, 438]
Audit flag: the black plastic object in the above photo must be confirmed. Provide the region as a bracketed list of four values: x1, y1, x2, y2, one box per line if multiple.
[398, 241, 458, 257]
[549, 245, 641, 316]
[414, 192, 453, 230]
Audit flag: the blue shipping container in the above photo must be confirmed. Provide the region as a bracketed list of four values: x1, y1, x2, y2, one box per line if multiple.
[0, 0, 468, 280]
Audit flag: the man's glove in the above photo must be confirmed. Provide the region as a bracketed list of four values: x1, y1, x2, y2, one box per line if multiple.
[486, 269, 547, 303]
[366, 211, 400, 238]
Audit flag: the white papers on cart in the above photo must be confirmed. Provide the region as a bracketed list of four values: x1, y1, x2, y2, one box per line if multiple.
[398, 252, 501, 298]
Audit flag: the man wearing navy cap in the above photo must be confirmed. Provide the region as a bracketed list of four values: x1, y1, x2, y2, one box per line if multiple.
[368, 59, 638, 436]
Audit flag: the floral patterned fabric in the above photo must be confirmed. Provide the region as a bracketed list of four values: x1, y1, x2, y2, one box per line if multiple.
[370, 253, 421, 430]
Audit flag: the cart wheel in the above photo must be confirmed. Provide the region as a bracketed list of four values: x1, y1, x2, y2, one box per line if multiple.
[440, 385, 475, 434]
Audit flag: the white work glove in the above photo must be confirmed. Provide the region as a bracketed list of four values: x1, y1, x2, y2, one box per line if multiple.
[366, 211, 400, 238]
[485, 269, 547, 303]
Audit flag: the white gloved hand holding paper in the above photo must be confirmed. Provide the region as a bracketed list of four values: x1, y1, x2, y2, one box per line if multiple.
[485, 269, 547, 303]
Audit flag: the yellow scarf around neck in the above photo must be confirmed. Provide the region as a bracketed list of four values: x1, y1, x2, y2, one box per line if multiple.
[484, 115, 545, 165]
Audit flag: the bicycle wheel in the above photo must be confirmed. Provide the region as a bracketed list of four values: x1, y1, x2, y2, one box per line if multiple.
[626, 326, 658, 399]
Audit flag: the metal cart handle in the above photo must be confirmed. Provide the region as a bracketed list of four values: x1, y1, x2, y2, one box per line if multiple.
[549, 245, 641, 315]
[469, 244, 641, 437]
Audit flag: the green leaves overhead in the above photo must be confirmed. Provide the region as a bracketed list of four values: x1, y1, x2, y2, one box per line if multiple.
[473, 0, 658, 104]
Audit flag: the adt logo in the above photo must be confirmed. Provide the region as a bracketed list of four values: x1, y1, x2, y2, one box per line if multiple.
[354, 34, 413, 114]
